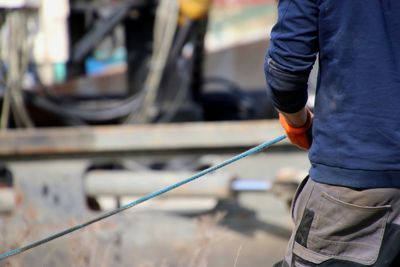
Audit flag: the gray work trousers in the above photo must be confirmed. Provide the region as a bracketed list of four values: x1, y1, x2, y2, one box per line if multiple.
[275, 177, 400, 267]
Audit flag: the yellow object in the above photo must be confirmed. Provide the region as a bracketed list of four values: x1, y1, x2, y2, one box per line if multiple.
[179, 0, 210, 21]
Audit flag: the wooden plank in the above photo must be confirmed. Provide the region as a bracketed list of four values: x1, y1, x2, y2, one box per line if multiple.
[0, 120, 287, 156]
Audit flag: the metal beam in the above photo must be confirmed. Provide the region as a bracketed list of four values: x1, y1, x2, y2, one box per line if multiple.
[0, 120, 287, 157]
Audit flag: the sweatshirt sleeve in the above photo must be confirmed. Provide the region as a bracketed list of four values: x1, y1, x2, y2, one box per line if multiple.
[265, 0, 319, 113]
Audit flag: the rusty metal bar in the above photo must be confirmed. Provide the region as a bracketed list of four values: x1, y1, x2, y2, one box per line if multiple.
[0, 120, 287, 157]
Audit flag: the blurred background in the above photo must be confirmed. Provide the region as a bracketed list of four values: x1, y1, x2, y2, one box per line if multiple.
[0, 0, 314, 266]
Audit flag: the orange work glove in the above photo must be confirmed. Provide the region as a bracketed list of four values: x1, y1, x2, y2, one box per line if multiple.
[279, 110, 313, 150]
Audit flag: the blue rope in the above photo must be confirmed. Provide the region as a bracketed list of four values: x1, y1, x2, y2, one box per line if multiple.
[0, 134, 286, 261]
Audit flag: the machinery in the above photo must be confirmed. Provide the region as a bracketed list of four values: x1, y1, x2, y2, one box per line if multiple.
[0, 0, 276, 129]
[0, 1, 309, 265]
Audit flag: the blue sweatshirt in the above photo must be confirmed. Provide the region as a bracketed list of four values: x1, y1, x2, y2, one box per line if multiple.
[265, 0, 400, 188]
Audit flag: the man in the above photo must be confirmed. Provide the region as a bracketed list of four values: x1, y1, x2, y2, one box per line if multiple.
[265, 0, 400, 266]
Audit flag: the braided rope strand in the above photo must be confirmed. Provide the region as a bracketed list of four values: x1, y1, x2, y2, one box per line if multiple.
[0, 134, 286, 261]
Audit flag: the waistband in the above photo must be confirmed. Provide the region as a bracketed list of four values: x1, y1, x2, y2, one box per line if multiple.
[310, 163, 400, 189]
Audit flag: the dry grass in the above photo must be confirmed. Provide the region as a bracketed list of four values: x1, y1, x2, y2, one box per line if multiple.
[0, 212, 226, 267]
[0, 213, 40, 267]
[177, 212, 226, 267]
[0, 218, 112, 267]
[68, 227, 113, 267]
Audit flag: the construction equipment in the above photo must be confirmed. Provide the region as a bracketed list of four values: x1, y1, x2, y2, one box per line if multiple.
[0, 1, 309, 265]
[0, 0, 277, 128]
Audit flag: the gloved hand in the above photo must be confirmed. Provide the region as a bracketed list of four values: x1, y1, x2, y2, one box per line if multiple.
[279, 110, 313, 150]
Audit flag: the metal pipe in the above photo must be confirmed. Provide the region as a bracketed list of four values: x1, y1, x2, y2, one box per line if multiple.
[84, 170, 234, 198]
[0, 188, 16, 213]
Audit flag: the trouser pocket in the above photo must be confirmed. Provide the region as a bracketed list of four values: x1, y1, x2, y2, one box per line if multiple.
[293, 192, 391, 265]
